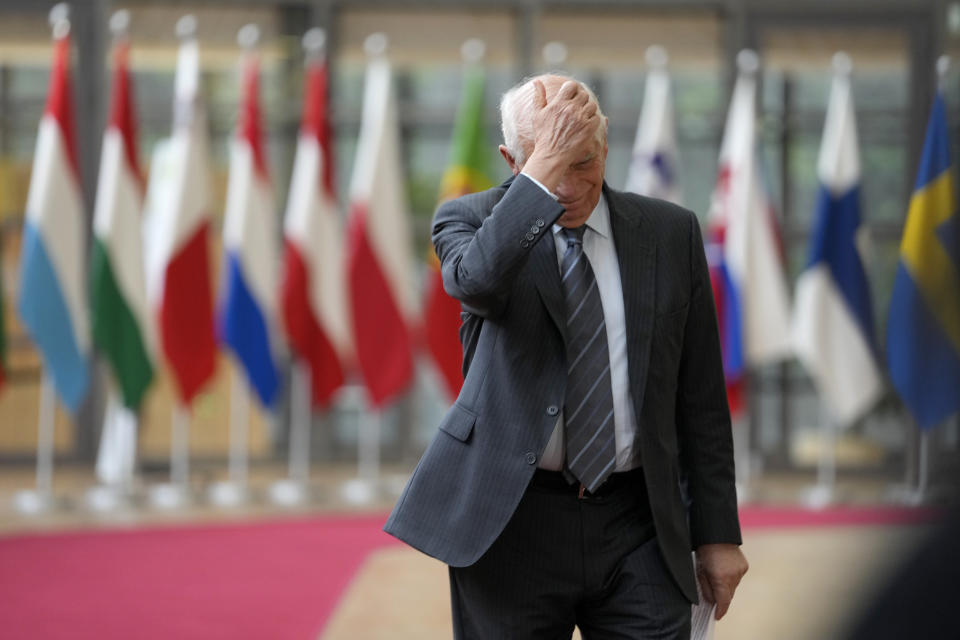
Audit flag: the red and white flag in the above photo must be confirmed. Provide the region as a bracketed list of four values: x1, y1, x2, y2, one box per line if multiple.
[144, 28, 217, 406]
[346, 34, 416, 408]
[281, 45, 350, 408]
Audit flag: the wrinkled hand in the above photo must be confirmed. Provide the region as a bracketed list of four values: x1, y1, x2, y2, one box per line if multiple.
[522, 79, 602, 190]
[696, 544, 748, 621]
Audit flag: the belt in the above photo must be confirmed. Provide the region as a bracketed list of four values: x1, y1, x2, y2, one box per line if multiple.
[530, 467, 645, 499]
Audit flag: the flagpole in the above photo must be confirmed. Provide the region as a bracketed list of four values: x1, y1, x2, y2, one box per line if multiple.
[907, 57, 951, 508]
[289, 361, 312, 485]
[907, 57, 952, 506]
[87, 389, 138, 512]
[86, 9, 139, 515]
[916, 429, 930, 504]
[14, 5, 73, 516]
[732, 413, 751, 503]
[210, 23, 266, 509]
[35, 372, 56, 496]
[358, 408, 381, 485]
[210, 364, 251, 507]
[803, 404, 838, 509]
[228, 367, 250, 489]
[168, 405, 188, 487]
[149, 404, 192, 508]
[14, 372, 58, 514]
[269, 359, 312, 505]
[342, 402, 380, 505]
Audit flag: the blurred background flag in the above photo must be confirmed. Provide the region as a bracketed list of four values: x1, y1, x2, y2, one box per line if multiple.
[91, 13, 154, 412]
[0, 250, 6, 394]
[887, 76, 960, 429]
[91, 12, 154, 486]
[144, 17, 216, 406]
[624, 45, 682, 204]
[424, 39, 493, 401]
[281, 29, 349, 408]
[346, 33, 416, 408]
[792, 53, 882, 426]
[707, 49, 792, 415]
[219, 28, 281, 409]
[17, 19, 90, 413]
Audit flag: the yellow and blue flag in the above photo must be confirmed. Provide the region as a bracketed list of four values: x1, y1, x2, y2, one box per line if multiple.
[887, 91, 960, 429]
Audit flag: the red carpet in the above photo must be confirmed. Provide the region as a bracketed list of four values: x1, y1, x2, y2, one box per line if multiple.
[0, 514, 399, 639]
[0, 505, 941, 639]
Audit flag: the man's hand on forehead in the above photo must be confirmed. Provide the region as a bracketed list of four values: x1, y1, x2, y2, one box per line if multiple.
[521, 77, 603, 192]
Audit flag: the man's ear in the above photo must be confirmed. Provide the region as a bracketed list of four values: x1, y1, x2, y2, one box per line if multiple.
[499, 145, 522, 176]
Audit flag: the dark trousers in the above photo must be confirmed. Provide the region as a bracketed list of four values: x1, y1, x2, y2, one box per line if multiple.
[449, 469, 691, 639]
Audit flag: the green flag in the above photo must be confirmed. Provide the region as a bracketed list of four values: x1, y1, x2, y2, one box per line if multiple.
[424, 62, 494, 399]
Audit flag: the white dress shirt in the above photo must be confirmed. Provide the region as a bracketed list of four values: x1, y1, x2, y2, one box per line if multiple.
[527, 187, 641, 473]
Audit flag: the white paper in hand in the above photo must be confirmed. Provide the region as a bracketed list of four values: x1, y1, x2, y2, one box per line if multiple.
[691, 552, 717, 640]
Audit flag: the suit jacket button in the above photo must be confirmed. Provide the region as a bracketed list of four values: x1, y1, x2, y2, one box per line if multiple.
[530, 225, 540, 234]
[535, 218, 545, 227]
[525, 452, 537, 465]
[521, 240, 530, 248]
[525, 232, 535, 241]
[547, 405, 559, 416]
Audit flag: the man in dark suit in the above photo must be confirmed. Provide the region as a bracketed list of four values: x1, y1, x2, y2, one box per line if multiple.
[385, 74, 747, 638]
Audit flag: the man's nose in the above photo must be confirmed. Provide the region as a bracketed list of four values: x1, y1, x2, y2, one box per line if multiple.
[555, 176, 576, 200]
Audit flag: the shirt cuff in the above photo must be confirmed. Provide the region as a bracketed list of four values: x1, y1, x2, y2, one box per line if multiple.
[520, 172, 559, 200]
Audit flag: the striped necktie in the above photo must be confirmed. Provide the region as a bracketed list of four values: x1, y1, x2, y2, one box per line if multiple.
[560, 226, 616, 493]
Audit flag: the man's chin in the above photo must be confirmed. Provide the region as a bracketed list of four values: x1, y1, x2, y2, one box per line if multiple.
[557, 209, 590, 228]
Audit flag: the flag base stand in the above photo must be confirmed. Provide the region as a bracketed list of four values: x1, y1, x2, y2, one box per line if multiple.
[268, 478, 311, 506]
[84, 484, 135, 513]
[12, 489, 55, 515]
[884, 484, 928, 506]
[17, 373, 58, 515]
[340, 478, 380, 505]
[148, 483, 192, 510]
[208, 481, 249, 507]
[801, 483, 840, 510]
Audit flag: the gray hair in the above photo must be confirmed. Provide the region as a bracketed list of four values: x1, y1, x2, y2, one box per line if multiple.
[499, 74, 607, 167]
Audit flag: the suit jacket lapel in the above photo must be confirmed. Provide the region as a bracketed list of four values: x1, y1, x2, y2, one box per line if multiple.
[531, 228, 566, 341]
[607, 186, 657, 415]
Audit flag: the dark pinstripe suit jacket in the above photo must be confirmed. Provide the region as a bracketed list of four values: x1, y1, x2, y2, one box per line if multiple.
[384, 174, 741, 603]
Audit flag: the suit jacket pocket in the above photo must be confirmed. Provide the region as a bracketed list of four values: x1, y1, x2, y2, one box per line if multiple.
[655, 302, 689, 327]
[438, 403, 478, 442]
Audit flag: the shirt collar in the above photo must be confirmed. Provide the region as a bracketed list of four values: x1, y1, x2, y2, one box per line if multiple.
[552, 194, 610, 239]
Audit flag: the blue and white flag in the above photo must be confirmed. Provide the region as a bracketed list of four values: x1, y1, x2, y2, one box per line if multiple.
[17, 31, 90, 412]
[793, 54, 883, 426]
[624, 46, 682, 204]
[887, 88, 960, 429]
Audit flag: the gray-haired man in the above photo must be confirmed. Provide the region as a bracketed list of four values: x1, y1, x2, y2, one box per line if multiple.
[386, 74, 747, 639]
